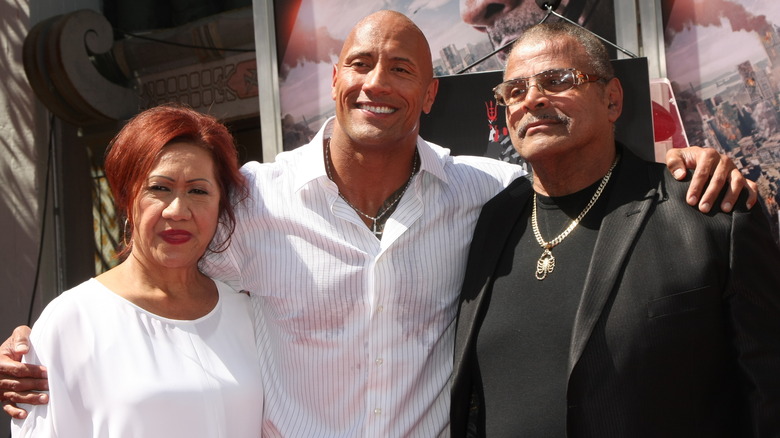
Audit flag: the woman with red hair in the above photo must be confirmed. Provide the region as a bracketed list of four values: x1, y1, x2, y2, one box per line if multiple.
[12, 104, 262, 438]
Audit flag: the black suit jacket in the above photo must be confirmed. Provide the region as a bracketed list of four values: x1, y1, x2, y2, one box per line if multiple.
[451, 148, 780, 437]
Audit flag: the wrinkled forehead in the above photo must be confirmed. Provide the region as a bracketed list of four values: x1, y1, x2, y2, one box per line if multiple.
[504, 37, 587, 79]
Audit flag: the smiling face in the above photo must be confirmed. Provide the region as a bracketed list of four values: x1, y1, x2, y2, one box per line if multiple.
[129, 141, 221, 271]
[331, 11, 439, 150]
[503, 35, 620, 165]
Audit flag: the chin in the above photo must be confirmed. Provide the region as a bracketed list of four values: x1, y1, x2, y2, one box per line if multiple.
[517, 139, 563, 159]
[155, 251, 203, 269]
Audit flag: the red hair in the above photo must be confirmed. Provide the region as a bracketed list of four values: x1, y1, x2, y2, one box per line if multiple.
[104, 104, 248, 257]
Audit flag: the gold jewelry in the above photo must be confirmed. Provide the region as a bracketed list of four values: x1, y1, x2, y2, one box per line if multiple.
[532, 156, 618, 280]
[324, 139, 419, 239]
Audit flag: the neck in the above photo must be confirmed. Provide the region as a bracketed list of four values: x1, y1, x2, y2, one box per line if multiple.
[531, 146, 617, 197]
[326, 133, 419, 216]
[97, 255, 217, 319]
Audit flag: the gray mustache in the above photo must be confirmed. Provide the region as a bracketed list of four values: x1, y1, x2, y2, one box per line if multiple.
[518, 114, 571, 137]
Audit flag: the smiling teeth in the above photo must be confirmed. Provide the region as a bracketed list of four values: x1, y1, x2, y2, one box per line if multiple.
[360, 104, 395, 114]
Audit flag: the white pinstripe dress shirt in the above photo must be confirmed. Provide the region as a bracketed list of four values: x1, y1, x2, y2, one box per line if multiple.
[203, 119, 524, 437]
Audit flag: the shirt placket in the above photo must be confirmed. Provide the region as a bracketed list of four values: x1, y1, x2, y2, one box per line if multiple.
[364, 249, 392, 437]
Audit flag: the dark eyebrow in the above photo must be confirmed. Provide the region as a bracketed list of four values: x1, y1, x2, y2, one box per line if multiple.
[148, 175, 214, 186]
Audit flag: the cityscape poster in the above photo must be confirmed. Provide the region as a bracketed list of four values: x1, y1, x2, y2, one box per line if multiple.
[662, 0, 780, 243]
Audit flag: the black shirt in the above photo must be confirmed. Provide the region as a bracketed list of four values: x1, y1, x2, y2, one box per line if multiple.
[476, 173, 615, 437]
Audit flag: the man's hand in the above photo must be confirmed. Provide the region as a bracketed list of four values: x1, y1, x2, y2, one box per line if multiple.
[665, 146, 758, 213]
[1, 326, 49, 419]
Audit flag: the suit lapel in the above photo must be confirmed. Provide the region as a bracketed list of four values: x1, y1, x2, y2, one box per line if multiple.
[567, 150, 662, 375]
[452, 176, 533, 382]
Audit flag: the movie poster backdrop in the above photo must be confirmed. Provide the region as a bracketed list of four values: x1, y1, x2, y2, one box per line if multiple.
[662, 0, 780, 243]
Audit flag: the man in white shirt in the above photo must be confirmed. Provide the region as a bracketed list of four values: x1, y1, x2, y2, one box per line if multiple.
[0, 9, 756, 438]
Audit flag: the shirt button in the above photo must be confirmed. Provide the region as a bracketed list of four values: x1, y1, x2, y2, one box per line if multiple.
[376, 305, 384, 313]
[375, 358, 384, 366]
[374, 408, 382, 415]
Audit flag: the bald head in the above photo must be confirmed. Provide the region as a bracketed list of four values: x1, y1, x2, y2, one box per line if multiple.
[330, 9, 439, 150]
[340, 10, 434, 80]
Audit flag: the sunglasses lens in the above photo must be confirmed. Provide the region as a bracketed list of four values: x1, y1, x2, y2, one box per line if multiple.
[495, 80, 528, 106]
[539, 71, 576, 93]
[495, 70, 589, 106]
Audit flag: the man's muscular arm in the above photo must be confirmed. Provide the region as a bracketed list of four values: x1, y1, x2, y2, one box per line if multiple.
[1, 326, 48, 419]
[665, 146, 758, 213]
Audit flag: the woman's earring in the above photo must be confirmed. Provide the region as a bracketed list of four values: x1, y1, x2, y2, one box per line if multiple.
[122, 219, 131, 247]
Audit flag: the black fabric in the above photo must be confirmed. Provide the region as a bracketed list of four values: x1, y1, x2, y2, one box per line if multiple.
[451, 146, 780, 438]
[477, 178, 611, 436]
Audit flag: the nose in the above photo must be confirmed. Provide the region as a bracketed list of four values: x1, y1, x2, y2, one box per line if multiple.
[461, 0, 515, 28]
[162, 196, 191, 221]
[518, 82, 549, 112]
[363, 64, 391, 94]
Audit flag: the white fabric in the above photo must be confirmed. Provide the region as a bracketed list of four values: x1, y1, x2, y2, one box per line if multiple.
[203, 118, 525, 437]
[11, 278, 263, 438]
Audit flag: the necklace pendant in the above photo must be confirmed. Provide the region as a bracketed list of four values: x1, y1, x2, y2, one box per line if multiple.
[372, 220, 382, 238]
[535, 248, 555, 280]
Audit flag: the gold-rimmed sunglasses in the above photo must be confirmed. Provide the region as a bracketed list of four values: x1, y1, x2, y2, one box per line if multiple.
[493, 68, 608, 106]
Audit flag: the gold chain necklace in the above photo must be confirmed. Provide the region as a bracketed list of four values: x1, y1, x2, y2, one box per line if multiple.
[532, 156, 618, 280]
[324, 139, 419, 238]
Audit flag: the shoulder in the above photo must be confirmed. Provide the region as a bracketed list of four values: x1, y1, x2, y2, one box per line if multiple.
[240, 140, 319, 175]
[213, 279, 253, 315]
[239, 140, 323, 193]
[616, 149, 748, 229]
[419, 138, 526, 185]
[238, 150, 298, 181]
[466, 176, 532, 252]
[27, 279, 106, 361]
[33, 279, 104, 328]
[617, 145, 692, 206]
[213, 279, 249, 303]
[480, 175, 533, 212]
[452, 154, 525, 178]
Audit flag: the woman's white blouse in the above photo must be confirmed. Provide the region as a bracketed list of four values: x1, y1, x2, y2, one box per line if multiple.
[11, 278, 263, 438]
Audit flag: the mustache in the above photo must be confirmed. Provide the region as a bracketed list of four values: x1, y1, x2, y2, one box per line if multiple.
[517, 113, 572, 137]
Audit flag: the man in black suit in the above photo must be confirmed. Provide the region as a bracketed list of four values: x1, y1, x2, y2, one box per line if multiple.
[450, 21, 780, 437]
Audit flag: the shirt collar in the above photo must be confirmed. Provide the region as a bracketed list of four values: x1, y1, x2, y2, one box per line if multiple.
[414, 135, 449, 185]
[291, 119, 333, 193]
[292, 117, 451, 192]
